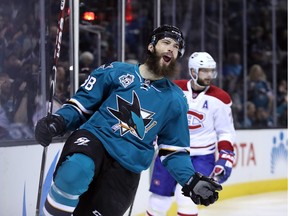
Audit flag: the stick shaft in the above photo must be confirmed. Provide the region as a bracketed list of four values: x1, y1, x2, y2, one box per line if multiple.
[35, 1, 66, 215]
[35, 147, 47, 216]
[48, 0, 66, 115]
[128, 199, 134, 216]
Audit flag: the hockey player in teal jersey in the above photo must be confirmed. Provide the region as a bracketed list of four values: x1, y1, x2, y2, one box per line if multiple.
[35, 25, 222, 216]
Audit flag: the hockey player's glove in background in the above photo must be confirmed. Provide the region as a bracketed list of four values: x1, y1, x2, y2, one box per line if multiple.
[35, 114, 66, 147]
[182, 172, 222, 206]
[212, 149, 235, 184]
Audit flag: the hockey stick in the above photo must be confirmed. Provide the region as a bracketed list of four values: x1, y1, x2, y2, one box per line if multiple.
[35, 0, 66, 215]
[128, 174, 141, 216]
[128, 199, 135, 216]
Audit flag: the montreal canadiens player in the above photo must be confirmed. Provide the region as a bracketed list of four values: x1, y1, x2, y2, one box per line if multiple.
[35, 26, 222, 216]
[147, 52, 236, 216]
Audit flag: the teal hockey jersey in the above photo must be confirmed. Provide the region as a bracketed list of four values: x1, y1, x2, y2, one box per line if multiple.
[56, 61, 195, 186]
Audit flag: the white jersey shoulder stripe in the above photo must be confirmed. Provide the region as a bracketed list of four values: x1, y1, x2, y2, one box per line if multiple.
[69, 98, 93, 115]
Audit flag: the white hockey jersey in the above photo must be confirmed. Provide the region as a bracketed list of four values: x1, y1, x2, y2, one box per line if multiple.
[174, 79, 236, 156]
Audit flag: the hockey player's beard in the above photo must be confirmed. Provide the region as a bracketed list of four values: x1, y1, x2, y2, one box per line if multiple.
[197, 78, 211, 87]
[146, 51, 177, 78]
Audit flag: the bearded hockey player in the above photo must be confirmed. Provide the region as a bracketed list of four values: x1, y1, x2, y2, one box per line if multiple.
[35, 26, 222, 216]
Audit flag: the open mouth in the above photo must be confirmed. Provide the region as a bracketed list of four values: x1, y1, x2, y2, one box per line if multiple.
[163, 54, 171, 63]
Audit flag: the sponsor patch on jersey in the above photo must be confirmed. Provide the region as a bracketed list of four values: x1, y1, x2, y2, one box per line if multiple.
[92, 210, 102, 216]
[119, 74, 135, 88]
[74, 137, 90, 146]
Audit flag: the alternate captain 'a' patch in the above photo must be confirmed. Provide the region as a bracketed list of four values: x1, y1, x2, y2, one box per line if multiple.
[107, 91, 156, 139]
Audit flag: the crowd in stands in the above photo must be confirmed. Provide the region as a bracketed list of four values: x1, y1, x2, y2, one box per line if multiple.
[221, 0, 287, 129]
[0, 0, 40, 140]
[0, 0, 286, 141]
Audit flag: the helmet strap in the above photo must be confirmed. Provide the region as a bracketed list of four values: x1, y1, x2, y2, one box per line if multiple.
[190, 68, 206, 88]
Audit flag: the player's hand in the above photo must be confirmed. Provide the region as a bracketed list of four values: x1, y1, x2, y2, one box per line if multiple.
[212, 149, 235, 184]
[35, 114, 66, 147]
[182, 172, 222, 206]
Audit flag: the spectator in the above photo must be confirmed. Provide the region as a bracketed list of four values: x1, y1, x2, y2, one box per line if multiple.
[0, 73, 12, 139]
[0, 13, 9, 73]
[2, 51, 22, 80]
[242, 101, 256, 128]
[276, 79, 288, 127]
[230, 89, 243, 129]
[55, 65, 70, 104]
[254, 107, 273, 128]
[248, 26, 272, 71]
[223, 52, 242, 94]
[0, 106, 10, 139]
[0, 72, 14, 121]
[247, 64, 274, 115]
[12, 57, 38, 128]
[79, 51, 94, 85]
[0, 72, 34, 139]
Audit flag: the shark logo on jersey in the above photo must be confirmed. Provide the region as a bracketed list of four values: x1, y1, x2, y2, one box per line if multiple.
[107, 91, 156, 139]
[119, 74, 135, 88]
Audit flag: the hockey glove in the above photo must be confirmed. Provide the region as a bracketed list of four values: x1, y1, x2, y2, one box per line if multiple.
[212, 149, 235, 184]
[182, 172, 222, 206]
[35, 114, 66, 147]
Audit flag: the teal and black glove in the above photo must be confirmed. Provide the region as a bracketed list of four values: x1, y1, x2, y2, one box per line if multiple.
[182, 172, 222, 206]
[35, 114, 66, 147]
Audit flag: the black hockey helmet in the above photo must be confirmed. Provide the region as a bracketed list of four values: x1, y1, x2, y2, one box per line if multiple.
[148, 24, 185, 58]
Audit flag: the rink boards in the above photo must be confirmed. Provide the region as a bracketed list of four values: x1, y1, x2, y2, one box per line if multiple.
[0, 129, 287, 216]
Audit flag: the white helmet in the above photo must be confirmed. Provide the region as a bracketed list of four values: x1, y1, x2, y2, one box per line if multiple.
[188, 52, 217, 86]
